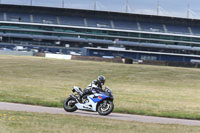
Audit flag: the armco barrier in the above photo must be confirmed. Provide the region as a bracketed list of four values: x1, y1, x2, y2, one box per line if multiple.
[71, 55, 122, 63]
[34, 53, 200, 68]
[141, 60, 200, 68]
[142, 60, 167, 66]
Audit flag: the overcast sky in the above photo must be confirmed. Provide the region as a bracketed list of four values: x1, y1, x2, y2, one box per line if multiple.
[1, 0, 200, 19]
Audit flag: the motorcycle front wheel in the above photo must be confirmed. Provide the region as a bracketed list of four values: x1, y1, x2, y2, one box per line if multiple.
[63, 97, 77, 112]
[97, 100, 114, 116]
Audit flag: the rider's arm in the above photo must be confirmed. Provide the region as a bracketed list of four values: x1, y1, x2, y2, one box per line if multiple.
[88, 80, 98, 89]
[88, 80, 104, 93]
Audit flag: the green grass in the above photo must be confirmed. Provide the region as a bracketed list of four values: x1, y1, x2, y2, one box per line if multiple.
[1, 110, 200, 133]
[1, 55, 200, 119]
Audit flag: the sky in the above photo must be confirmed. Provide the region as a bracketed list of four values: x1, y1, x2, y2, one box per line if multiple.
[1, 0, 200, 19]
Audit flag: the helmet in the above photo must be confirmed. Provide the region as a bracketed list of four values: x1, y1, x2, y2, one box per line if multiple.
[97, 75, 106, 85]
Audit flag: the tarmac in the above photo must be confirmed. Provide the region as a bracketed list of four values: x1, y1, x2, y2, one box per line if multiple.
[0, 102, 200, 126]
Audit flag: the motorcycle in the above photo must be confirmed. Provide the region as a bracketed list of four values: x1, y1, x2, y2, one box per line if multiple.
[63, 86, 114, 115]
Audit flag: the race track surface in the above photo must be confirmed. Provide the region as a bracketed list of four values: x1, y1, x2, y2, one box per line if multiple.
[0, 102, 200, 126]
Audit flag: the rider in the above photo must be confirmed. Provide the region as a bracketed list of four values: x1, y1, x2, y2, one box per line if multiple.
[80, 75, 106, 100]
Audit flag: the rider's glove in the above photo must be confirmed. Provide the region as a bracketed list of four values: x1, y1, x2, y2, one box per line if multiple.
[92, 89, 96, 94]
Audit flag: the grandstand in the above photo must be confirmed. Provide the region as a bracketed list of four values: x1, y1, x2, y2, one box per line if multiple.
[1, 4, 200, 63]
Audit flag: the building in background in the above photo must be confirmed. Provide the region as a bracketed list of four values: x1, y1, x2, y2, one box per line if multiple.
[0, 4, 200, 63]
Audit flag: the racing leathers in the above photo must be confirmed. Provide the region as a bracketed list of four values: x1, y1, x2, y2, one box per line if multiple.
[81, 80, 103, 99]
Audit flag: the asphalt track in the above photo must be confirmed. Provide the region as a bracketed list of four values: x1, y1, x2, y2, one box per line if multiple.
[0, 102, 200, 126]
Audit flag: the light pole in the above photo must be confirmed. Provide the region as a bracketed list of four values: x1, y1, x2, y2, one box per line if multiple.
[157, 0, 160, 15]
[187, 0, 190, 18]
[62, 0, 65, 8]
[94, 0, 97, 10]
[30, 0, 33, 6]
[125, 0, 129, 13]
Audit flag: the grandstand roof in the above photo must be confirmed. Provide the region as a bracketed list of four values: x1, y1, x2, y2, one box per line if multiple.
[0, 4, 200, 26]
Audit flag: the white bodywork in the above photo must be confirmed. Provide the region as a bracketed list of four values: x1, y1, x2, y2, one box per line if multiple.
[75, 94, 101, 112]
[73, 86, 83, 96]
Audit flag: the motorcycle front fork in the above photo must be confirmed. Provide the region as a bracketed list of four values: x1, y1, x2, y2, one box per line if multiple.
[102, 100, 108, 108]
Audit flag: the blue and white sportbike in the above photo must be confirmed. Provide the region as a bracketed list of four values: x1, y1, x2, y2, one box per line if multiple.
[63, 86, 114, 115]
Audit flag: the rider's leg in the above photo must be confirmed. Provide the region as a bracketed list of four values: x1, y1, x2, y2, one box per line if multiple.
[81, 89, 92, 100]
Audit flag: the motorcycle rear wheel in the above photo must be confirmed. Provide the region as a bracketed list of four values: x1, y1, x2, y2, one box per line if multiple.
[97, 100, 114, 116]
[63, 97, 77, 112]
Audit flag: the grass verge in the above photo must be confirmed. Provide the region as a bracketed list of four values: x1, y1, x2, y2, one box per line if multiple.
[1, 110, 200, 133]
[0, 55, 200, 119]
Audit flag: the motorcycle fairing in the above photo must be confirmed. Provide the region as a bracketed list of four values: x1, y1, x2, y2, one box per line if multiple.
[89, 93, 109, 103]
[75, 93, 108, 112]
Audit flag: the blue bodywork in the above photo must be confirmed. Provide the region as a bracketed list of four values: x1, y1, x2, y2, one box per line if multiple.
[89, 93, 109, 103]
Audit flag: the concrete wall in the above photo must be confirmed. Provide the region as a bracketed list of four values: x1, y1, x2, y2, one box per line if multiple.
[0, 50, 34, 56]
[45, 53, 72, 60]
